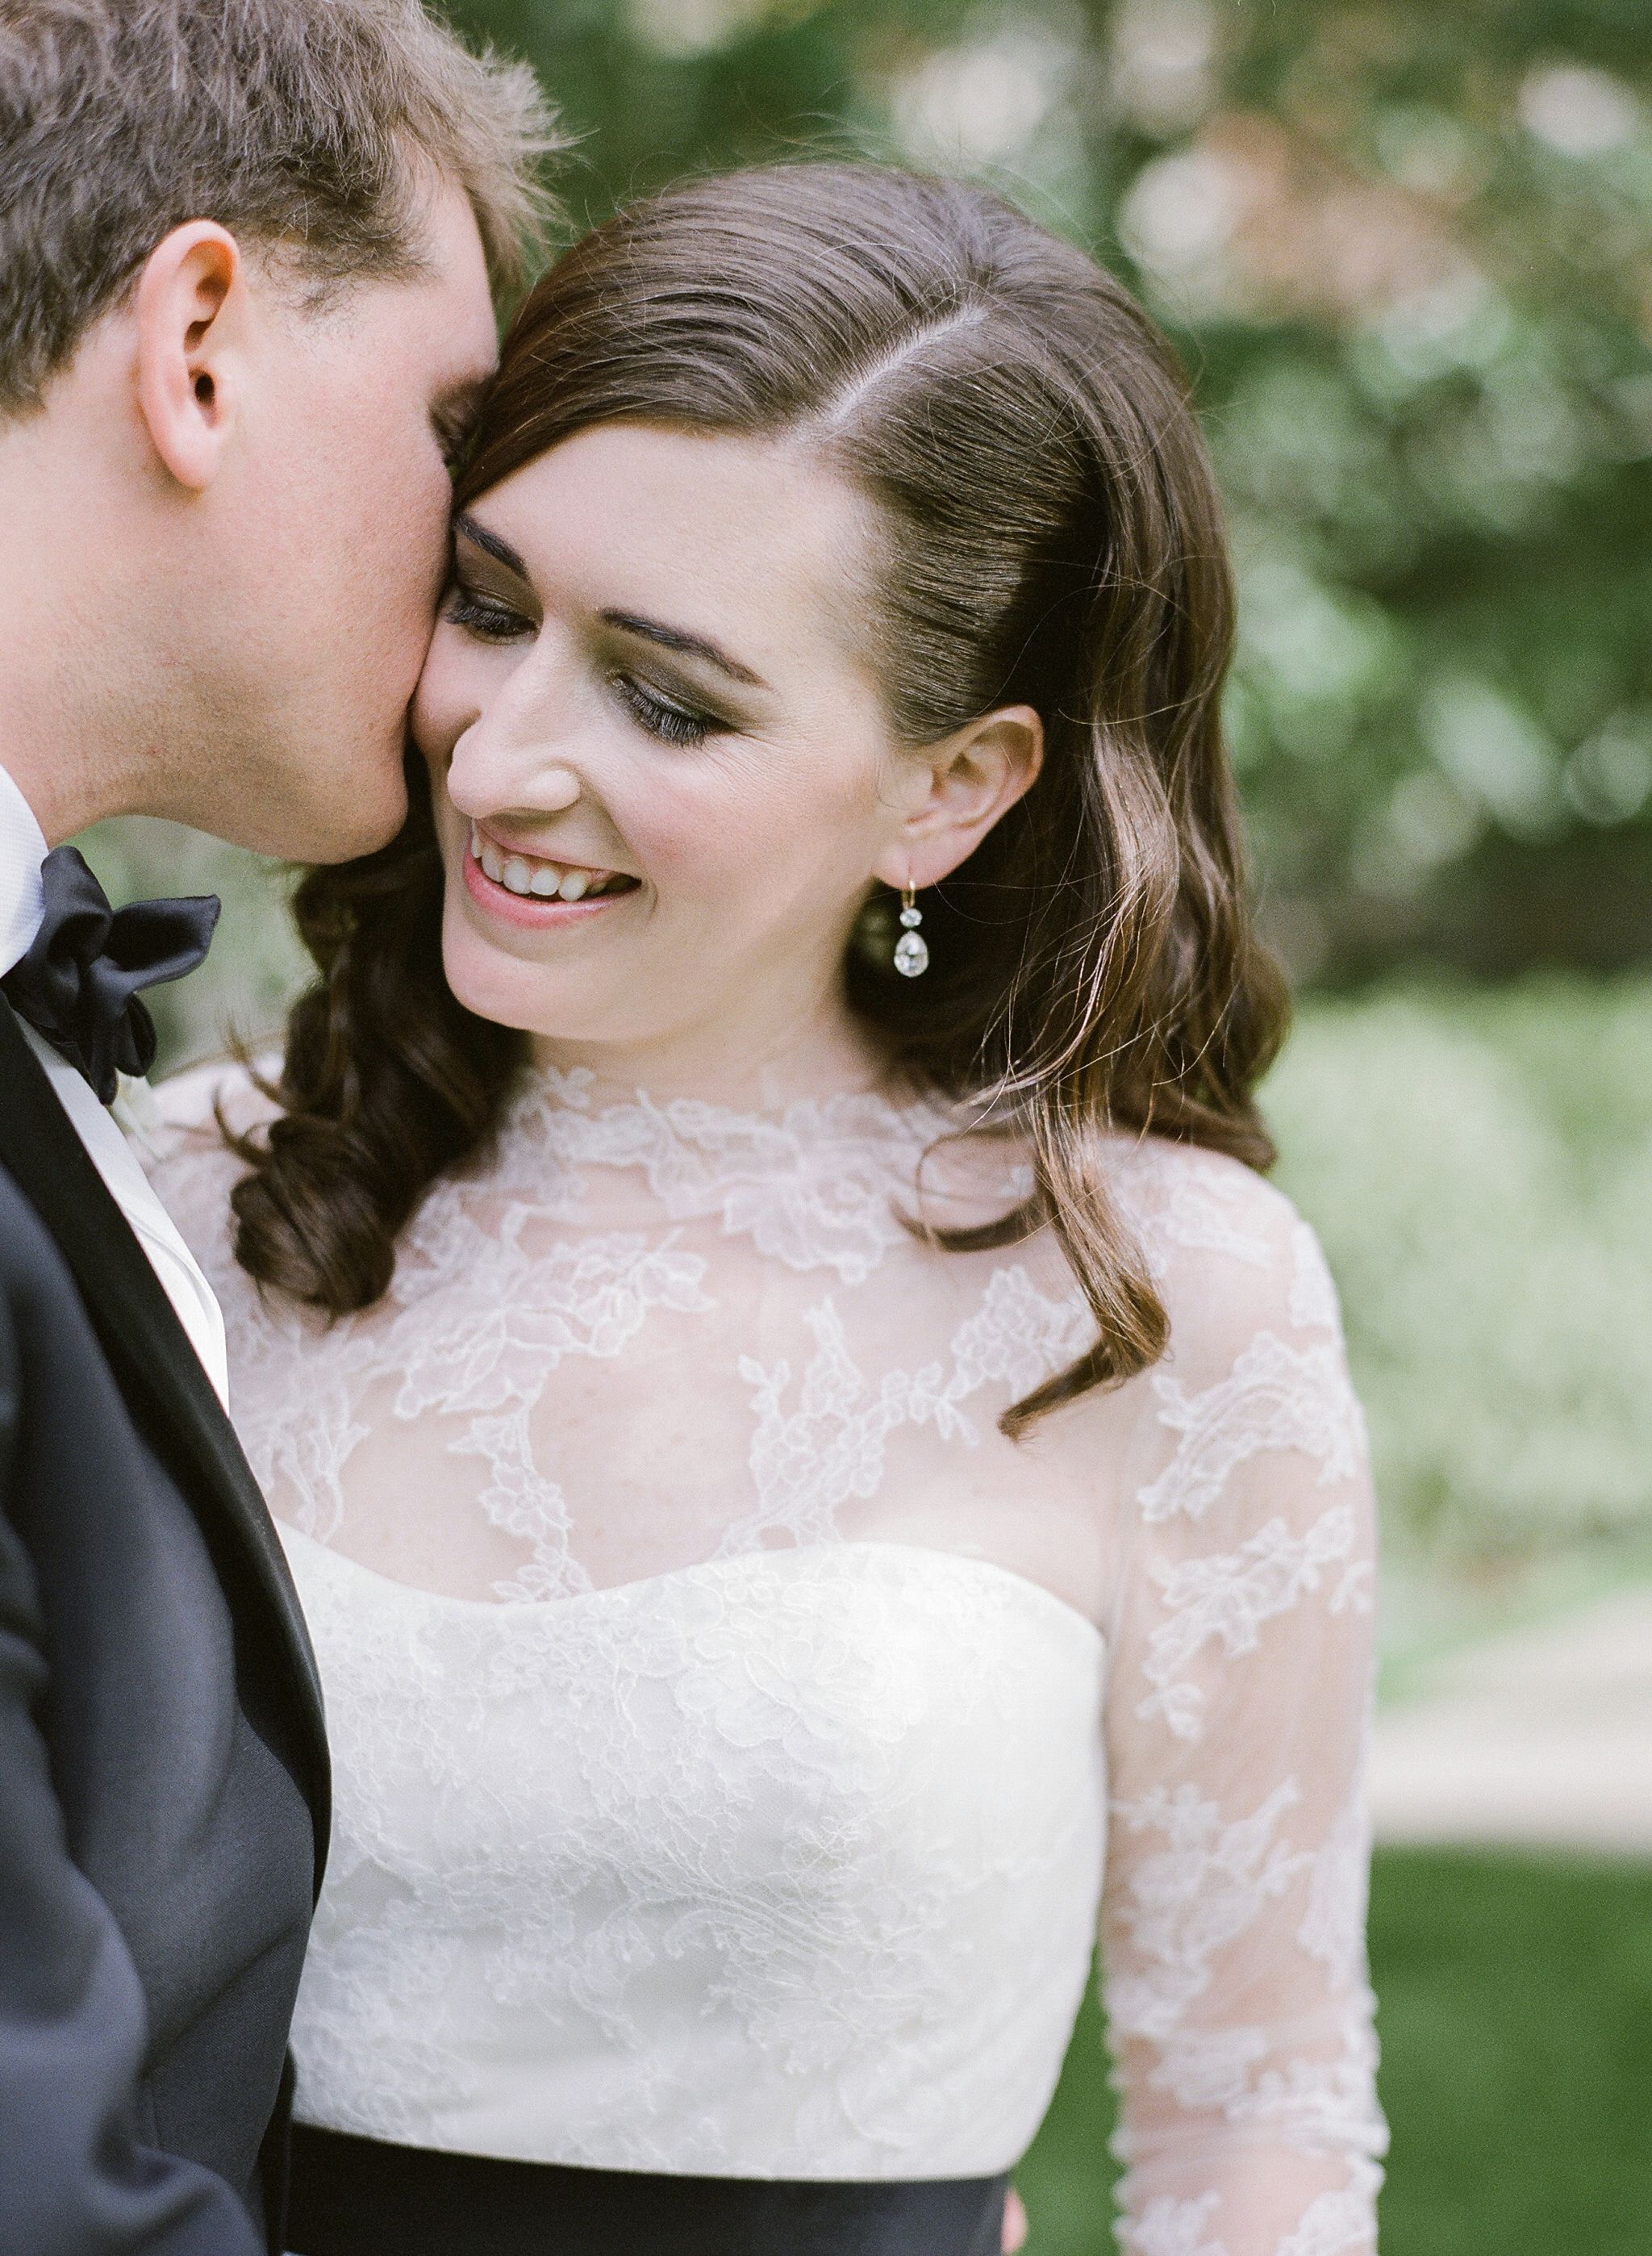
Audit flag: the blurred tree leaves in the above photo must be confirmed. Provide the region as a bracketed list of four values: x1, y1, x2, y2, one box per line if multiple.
[440, 0, 1652, 982]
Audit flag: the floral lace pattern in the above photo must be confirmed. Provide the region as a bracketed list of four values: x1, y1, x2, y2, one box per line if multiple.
[280, 1535, 1106, 2175]
[149, 1063, 1385, 2244]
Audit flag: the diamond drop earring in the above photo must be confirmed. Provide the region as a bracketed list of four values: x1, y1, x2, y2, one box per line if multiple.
[893, 881, 929, 978]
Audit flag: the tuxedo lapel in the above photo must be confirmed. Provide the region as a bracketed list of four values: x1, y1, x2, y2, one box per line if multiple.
[0, 998, 329, 1885]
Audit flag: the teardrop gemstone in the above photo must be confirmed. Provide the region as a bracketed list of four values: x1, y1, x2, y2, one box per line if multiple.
[894, 930, 929, 978]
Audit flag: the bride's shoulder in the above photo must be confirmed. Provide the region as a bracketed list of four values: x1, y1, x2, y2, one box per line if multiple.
[1011, 1135, 1358, 1536]
[1036, 1135, 1363, 1540]
[1099, 1129, 1344, 1360]
[923, 1116, 1334, 1351]
[1103, 1126, 1304, 1251]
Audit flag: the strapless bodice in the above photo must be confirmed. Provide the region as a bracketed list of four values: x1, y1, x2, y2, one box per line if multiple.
[282, 1527, 1108, 2181]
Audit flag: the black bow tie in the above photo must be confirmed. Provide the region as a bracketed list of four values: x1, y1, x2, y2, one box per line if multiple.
[2, 846, 220, 1104]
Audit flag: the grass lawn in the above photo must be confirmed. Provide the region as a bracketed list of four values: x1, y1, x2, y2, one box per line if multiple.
[1015, 1849, 1652, 2255]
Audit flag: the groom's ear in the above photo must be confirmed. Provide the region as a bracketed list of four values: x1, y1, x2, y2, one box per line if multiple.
[131, 222, 244, 493]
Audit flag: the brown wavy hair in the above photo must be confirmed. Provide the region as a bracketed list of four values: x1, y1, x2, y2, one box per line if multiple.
[230, 161, 1289, 1433]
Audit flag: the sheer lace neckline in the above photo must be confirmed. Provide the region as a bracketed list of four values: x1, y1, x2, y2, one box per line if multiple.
[494, 1065, 980, 1176]
[475, 1063, 1023, 1264]
[510, 1060, 938, 1123]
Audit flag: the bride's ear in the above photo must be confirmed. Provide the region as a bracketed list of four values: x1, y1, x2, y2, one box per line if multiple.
[132, 221, 245, 493]
[874, 704, 1044, 892]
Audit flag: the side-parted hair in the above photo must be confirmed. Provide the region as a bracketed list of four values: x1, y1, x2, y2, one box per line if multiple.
[0, 0, 559, 412]
[232, 162, 1291, 1433]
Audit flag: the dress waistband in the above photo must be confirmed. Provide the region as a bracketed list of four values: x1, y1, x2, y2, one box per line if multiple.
[286, 2124, 1011, 2256]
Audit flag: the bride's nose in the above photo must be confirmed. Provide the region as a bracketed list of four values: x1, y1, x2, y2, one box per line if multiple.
[444, 724, 583, 823]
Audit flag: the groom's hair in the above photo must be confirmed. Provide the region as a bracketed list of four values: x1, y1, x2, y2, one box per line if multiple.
[0, 0, 558, 413]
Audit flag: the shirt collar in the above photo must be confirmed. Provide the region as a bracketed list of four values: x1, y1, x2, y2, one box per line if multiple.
[0, 762, 49, 980]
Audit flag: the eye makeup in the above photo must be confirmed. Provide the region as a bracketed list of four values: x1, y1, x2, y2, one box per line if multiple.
[444, 587, 532, 641]
[442, 513, 755, 750]
[609, 673, 713, 748]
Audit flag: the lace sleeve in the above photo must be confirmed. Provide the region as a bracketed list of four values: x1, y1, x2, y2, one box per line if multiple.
[1096, 1151, 1386, 2255]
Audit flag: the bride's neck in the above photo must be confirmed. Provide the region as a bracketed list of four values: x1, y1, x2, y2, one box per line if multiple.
[527, 988, 899, 1118]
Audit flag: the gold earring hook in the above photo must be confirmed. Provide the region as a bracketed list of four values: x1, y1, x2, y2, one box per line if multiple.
[893, 878, 928, 976]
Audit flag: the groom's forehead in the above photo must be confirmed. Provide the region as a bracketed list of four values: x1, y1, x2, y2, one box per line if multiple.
[336, 177, 499, 391]
[412, 180, 497, 353]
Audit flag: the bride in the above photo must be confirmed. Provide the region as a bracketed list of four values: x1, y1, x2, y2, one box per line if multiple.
[150, 161, 1385, 2256]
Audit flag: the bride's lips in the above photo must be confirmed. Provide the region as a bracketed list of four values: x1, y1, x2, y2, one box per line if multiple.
[460, 825, 640, 932]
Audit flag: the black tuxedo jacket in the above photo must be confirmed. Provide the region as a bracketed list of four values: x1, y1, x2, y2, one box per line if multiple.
[0, 997, 329, 2254]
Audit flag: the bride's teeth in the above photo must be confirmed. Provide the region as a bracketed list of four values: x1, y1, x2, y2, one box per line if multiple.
[473, 835, 622, 902]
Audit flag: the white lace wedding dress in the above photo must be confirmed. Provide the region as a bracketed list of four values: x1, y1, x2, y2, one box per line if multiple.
[149, 1061, 1386, 2255]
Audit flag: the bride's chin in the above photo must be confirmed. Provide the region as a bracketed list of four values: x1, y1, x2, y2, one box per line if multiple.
[437, 930, 608, 1044]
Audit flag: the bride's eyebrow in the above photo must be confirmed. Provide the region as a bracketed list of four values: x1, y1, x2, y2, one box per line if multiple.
[600, 609, 767, 691]
[450, 514, 767, 691]
[452, 512, 531, 580]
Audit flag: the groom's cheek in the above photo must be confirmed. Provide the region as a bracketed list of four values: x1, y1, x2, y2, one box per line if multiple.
[361, 448, 457, 708]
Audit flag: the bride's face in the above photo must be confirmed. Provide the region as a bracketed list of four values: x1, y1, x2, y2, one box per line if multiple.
[413, 421, 929, 1062]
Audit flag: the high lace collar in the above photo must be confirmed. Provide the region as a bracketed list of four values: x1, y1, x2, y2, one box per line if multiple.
[480, 1066, 1013, 1284]
[502, 1063, 960, 1147]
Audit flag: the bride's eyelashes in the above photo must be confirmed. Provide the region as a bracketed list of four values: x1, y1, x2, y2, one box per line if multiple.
[609, 673, 716, 748]
[444, 583, 533, 641]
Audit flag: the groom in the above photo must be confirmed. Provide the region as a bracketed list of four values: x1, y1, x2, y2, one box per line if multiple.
[0, 3, 549, 2249]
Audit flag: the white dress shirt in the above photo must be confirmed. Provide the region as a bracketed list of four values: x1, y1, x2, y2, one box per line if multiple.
[0, 762, 230, 1406]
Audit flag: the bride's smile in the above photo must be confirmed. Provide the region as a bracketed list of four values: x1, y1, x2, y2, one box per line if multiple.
[462, 821, 639, 917]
